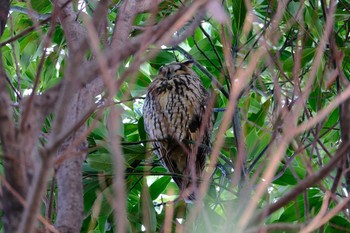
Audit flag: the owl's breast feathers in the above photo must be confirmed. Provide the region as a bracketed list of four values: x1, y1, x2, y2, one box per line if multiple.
[144, 72, 208, 142]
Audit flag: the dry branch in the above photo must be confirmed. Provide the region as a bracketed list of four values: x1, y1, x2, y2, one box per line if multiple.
[0, 1, 29, 231]
[251, 141, 350, 226]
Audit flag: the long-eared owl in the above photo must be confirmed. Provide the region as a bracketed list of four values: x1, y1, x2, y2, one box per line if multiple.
[143, 60, 213, 201]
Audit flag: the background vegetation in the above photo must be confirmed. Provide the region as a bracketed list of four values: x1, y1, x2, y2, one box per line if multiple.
[0, 0, 350, 232]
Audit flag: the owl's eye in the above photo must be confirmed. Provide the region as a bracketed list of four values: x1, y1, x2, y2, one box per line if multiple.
[159, 64, 181, 79]
[158, 66, 170, 78]
[158, 66, 163, 72]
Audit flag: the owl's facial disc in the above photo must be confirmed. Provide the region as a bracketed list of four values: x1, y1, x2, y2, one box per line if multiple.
[159, 64, 182, 79]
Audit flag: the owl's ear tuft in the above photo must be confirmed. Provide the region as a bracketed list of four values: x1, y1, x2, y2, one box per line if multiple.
[158, 66, 168, 76]
[182, 60, 194, 68]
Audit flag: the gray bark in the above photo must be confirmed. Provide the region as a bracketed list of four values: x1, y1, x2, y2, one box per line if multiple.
[55, 78, 104, 233]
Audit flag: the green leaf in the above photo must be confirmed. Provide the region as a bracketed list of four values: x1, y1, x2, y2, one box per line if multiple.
[248, 98, 270, 127]
[149, 176, 171, 200]
[131, 72, 151, 97]
[248, 95, 261, 114]
[140, 180, 157, 232]
[87, 153, 113, 173]
[98, 216, 108, 233]
[308, 87, 322, 112]
[278, 189, 322, 222]
[150, 51, 176, 66]
[323, 109, 339, 129]
[231, 0, 247, 37]
[123, 144, 146, 166]
[124, 123, 138, 137]
[96, 187, 114, 217]
[327, 216, 350, 233]
[283, 48, 315, 72]
[273, 166, 306, 186]
[189, 39, 223, 66]
[31, 0, 52, 13]
[138, 117, 147, 141]
[245, 129, 270, 160]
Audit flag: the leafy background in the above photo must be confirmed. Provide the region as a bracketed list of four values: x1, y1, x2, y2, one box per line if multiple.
[1, 0, 350, 232]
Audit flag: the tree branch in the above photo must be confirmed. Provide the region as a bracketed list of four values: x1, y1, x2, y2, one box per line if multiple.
[253, 141, 350, 224]
[0, 1, 30, 231]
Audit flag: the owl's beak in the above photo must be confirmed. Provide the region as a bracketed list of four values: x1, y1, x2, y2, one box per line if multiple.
[165, 72, 172, 79]
[159, 67, 172, 79]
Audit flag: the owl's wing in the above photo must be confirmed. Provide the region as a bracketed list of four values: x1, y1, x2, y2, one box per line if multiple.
[152, 140, 187, 190]
[186, 96, 213, 175]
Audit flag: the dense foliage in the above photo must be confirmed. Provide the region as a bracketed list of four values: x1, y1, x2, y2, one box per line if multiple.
[1, 0, 350, 232]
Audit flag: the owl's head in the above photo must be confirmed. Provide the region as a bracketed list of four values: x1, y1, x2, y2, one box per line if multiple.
[158, 60, 195, 79]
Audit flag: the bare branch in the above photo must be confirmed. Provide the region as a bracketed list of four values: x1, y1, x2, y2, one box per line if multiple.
[0, 2, 29, 231]
[253, 142, 350, 224]
[111, 0, 164, 49]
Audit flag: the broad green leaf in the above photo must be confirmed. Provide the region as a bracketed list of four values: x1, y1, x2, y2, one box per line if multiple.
[248, 95, 261, 114]
[245, 129, 270, 160]
[31, 0, 52, 13]
[231, 0, 247, 37]
[138, 117, 147, 141]
[283, 48, 315, 72]
[308, 87, 322, 112]
[98, 216, 108, 233]
[149, 51, 176, 66]
[273, 166, 306, 186]
[248, 98, 270, 127]
[94, 187, 114, 218]
[327, 216, 350, 233]
[149, 176, 171, 200]
[87, 153, 113, 173]
[278, 189, 322, 222]
[140, 180, 157, 232]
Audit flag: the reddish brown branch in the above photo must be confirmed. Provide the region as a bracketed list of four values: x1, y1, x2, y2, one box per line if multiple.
[252, 142, 350, 225]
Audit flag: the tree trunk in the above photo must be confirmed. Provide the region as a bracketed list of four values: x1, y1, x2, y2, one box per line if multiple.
[55, 79, 103, 233]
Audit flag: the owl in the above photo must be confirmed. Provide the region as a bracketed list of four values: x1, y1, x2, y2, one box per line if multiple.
[143, 60, 213, 201]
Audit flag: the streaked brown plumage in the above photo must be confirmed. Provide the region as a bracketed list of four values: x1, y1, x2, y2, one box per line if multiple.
[143, 60, 213, 201]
